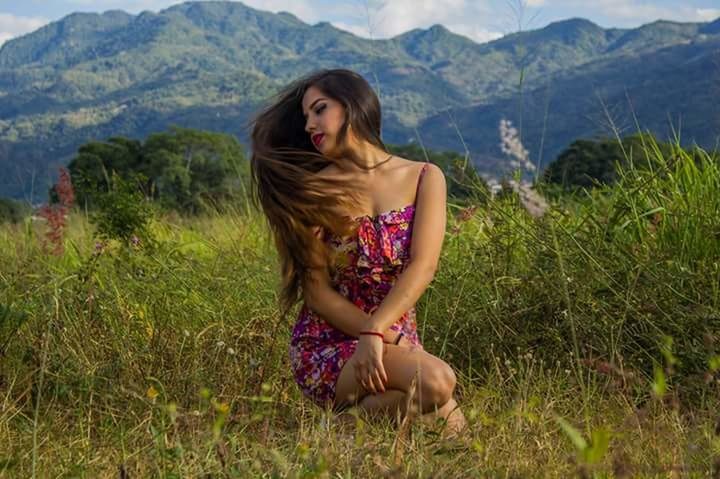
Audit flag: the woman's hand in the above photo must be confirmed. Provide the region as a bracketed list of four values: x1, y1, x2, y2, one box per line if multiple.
[354, 335, 387, 394]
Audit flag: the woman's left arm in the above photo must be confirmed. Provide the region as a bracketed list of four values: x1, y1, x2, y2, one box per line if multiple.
[366, 163, 447, 333]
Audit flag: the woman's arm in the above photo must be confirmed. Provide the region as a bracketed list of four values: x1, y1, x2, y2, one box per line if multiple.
[303, 239, 401, 343]
[365, 163, 447, 333]
[304, 281, 402, 342]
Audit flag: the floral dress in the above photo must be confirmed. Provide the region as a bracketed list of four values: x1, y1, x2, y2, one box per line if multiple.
[289, 163, 429, 408]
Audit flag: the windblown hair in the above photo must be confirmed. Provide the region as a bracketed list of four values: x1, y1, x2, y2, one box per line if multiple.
[247, 69, 388, 318]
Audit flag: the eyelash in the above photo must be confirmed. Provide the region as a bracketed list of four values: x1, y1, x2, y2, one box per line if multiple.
[304, 104, 326, 121]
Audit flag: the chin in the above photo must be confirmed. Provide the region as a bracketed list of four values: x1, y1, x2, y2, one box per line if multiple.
[318, 141, 335, 156]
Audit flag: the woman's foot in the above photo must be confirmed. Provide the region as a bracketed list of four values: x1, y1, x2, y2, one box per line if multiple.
[418, 397, 467, 439]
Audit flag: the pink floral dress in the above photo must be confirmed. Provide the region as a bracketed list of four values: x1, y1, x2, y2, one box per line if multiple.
[289, 163, 429, 408]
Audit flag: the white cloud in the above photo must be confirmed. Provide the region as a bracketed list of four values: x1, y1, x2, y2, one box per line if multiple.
[443, 24, 503, 43]
[365, 0, 483, 37]
[332, 20, 371, 37]
[0, 13, 49, 46]
[696, 8, 720, 21]
[240, 0, 320, 23]
[602, 2, 720, 23]
[549, 0, 720, 24]
[330, 0, 501, 43]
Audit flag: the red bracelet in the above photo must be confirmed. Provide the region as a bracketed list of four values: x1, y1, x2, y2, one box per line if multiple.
[359, 330, 384, 340]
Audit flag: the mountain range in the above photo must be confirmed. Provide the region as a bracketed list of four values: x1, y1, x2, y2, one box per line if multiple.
[1, 1, 719, 200]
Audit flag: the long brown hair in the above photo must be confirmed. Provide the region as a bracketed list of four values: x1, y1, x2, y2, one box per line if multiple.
[247, 69, 388, 318]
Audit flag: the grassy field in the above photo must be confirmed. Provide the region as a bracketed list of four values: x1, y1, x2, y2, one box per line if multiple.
[1, 141, 719, 477]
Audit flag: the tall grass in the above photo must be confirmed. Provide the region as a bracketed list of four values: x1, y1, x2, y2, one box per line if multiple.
[0, 141, 719, 476]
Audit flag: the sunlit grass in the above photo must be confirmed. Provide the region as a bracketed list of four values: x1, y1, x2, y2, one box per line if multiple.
[1, 139, 719, 476]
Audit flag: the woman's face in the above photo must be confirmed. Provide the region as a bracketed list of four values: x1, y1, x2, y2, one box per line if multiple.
[302, 85, 349, 156]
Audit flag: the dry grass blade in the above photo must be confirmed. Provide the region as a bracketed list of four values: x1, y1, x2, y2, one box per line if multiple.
[392, 373, 417, 467]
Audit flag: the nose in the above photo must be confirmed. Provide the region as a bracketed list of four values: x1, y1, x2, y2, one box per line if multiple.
[305, 117, 315, 134]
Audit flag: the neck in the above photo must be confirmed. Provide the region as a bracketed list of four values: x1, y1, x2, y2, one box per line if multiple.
[344, 142, 391, 172]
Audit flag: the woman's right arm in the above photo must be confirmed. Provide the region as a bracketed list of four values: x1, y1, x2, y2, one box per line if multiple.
[303, 263, 396, 340]
[302, 228, 400, 342]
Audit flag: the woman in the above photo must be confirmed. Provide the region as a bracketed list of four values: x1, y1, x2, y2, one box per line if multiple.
[248, 68, 466, 435]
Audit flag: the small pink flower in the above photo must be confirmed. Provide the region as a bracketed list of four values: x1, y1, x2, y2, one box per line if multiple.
[93, 240, 107, 256]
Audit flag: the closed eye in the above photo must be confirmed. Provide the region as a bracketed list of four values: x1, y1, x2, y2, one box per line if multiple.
[303, 104, 325, 119]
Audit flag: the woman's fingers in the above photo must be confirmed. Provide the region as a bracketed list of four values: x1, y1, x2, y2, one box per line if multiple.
[360, 367, 377, 394]
[377, 361, 388, 386]
[355, 363, 373, 393]
[371, 368, 386, 393]
[355, 364, 385, 394]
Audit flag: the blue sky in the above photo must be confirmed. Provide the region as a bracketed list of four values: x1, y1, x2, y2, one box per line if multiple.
[1, 0, 719, 46]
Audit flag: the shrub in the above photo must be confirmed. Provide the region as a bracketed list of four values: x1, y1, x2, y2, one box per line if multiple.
[89, 172, 155, 245]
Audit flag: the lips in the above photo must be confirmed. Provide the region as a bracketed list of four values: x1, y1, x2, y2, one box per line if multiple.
[312, 133, 325, 146]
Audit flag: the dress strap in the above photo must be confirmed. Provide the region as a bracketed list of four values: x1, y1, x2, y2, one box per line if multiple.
[413, 163, 429, 203]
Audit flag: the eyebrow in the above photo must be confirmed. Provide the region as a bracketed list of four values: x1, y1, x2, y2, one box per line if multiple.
[303, 98, 326, 118]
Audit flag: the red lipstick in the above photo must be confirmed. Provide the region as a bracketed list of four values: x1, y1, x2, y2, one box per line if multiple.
[312, 133, 325, 146]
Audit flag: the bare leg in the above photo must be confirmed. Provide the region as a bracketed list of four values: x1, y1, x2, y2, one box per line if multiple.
[357, 389, 406, 421]
[355, 390, 467, 438]
[337, 345, 455, 408]
[335, 344, 466, 436]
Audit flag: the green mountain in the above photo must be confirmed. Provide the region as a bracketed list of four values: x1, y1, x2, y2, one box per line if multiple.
[417, 30, 720, 175]
[0, 1, 718, 200]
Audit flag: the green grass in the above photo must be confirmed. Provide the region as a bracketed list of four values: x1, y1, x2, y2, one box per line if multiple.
[1, 140, 719, 477]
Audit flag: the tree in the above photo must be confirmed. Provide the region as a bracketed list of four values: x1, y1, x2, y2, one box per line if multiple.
[68, 137, 144, 208]
[144, 126, 245, 212]
[543, 133, 679, 190]
[67, 126, 247, 214]
[0, 197, 30, 224]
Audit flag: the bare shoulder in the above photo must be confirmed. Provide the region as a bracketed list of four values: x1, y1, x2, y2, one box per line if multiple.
[407, 160, 445, 209]
[389, 157, 441, 178]
[399, 158, 444, 185]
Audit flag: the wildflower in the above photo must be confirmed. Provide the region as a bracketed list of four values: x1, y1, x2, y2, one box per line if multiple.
[93, 240, 107, 257]
[499, 118, 535, 173]
[596, 361, 614, 375]
[227, 347, 236, 355]
[146, 385, 159, 401]
[213, 400, 230, 414]
[216, 340, 225, 348]
[505, 180, 549, 219]
[55, 167, 75, 206]
[131, 235, 140, 247]
[456, 205, 478, 223]
[37, 167, 75, 255]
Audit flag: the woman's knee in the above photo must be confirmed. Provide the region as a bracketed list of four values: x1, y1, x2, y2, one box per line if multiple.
[383, 347, 457, 409]
[419, 362, 456, 408]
